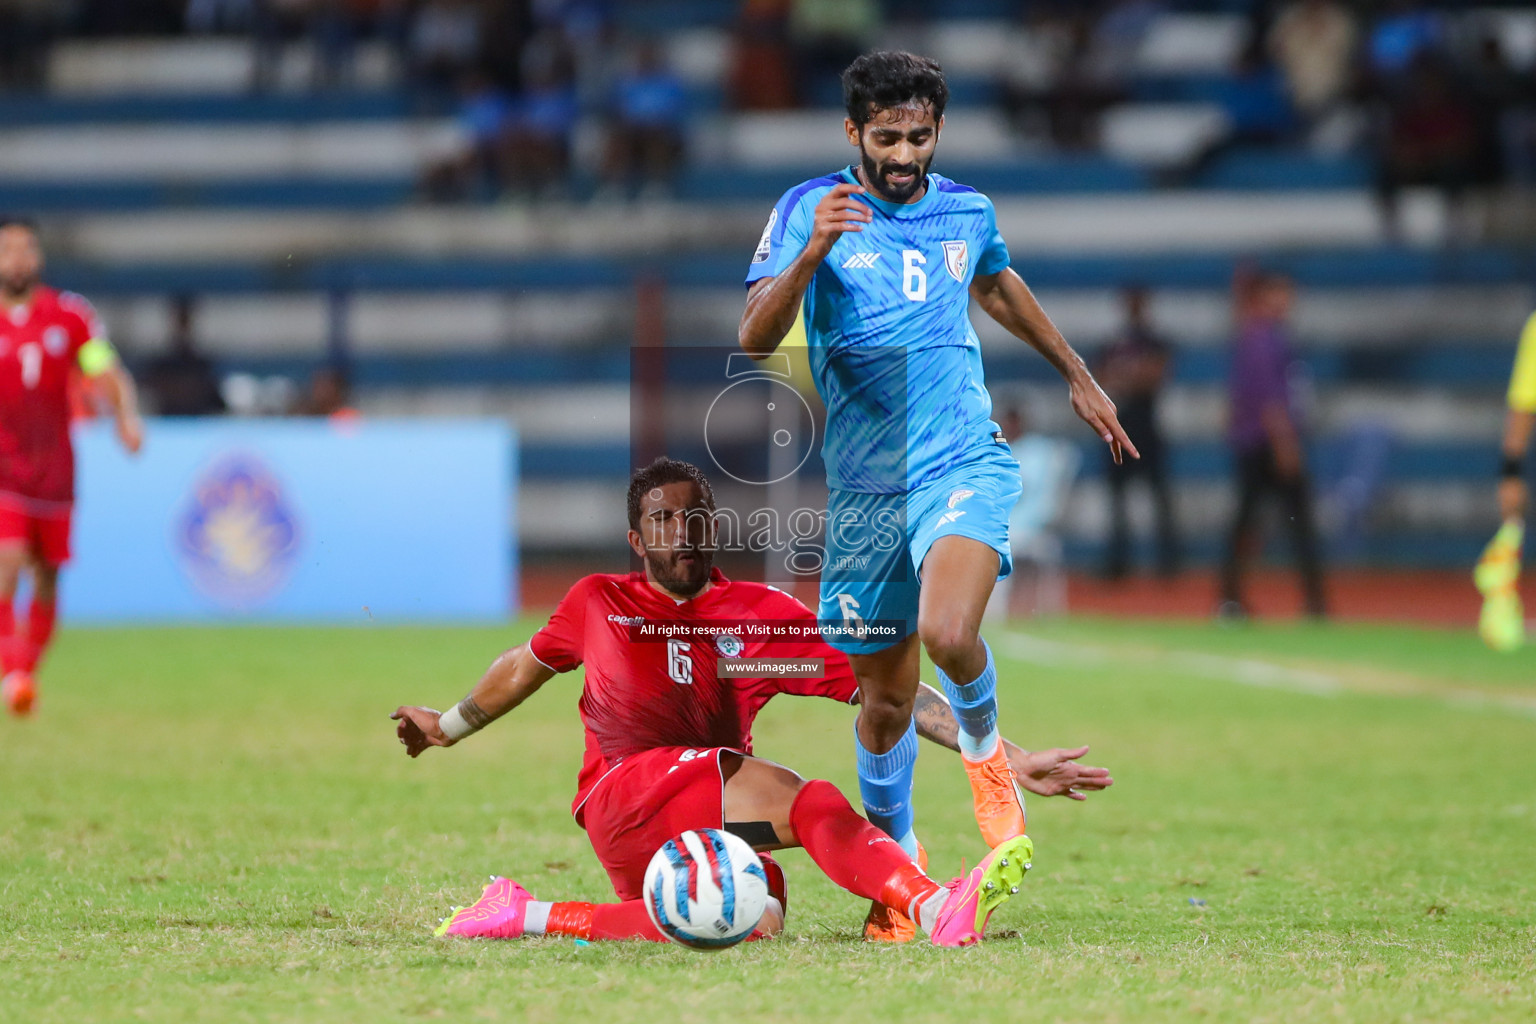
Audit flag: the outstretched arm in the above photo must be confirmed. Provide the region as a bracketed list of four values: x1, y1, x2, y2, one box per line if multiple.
[390, 643, 556, 757]
[971, 268, 1138, 464]
[911, 683, 1113, 801]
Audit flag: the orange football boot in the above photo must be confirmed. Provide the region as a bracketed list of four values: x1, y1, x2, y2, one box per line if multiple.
[3, 671, 36, 717]
[963, 743, 1027, 848]
[863, 841, 927, 942]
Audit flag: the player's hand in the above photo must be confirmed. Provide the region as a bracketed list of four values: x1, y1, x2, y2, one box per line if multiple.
[116, 414, 144, 455]
[1498, 477, 1528, 522]
[1008, 744, 1113, 801]
[1069, 372, 1139, 465]
[391, 705, 452, 757]
[806, 183, 872, 262]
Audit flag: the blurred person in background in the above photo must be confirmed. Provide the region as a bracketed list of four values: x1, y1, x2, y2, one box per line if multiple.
[1372, 53, 1479, 241]
[421, 67, 514, 201]
[1365, 0, 1445, 84]
[1466, 33, 1531, 195]
[0, 218, 143, 716]
[729, 0, 795, 110]
[997, 4, 1117, 151]
[0, 0, 65, 88]
[141, 295, 225, 416]
[788, 0, 881, 101]
[1473, 306, 1536, 652]
[501, 30, 580, 199]
[293, 364, 358, 420]
[1266, 0, 1358, 135]
[600, 39, 688, 201]
[1097, 286, 1177, 580]
[1178, 38, 1296, 186]
[1218, 270, 1327, 620]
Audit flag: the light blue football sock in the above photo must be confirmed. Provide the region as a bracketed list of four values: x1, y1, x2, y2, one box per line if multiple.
[855, 717, 920, 860]
[935, 638, 1000, 761]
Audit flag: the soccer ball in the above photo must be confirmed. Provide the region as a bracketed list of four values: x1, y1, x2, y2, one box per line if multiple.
[642, 829, 770, 950]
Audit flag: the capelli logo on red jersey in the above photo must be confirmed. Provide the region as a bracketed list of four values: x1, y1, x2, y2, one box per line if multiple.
[607, 614, 644, 626]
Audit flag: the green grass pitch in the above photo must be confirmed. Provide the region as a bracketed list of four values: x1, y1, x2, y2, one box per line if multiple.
[2, 618, 1533, 1022]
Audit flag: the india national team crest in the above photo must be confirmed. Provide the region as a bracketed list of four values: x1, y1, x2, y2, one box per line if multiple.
[942, 240, 969, 282]
[176, 455, 300, 607]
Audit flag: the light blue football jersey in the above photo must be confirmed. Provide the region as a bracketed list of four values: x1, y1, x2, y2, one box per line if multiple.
[744, 166, 1012, 494]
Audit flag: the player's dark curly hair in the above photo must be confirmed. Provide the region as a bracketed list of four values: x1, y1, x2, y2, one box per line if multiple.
[842, 51, 949, 128]
[0, 215, 38, 234]
[626, 457, 717, 532]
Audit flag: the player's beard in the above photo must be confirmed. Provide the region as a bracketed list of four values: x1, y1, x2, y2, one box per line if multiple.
[0, 270, 35, 302]
[646, 546, 713, 599]
[860, 146, 931, 203]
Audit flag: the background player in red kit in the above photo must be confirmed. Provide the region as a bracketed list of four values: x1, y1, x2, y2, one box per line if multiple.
[0, 218, 143, 715]
[392, 458, 1111, 945]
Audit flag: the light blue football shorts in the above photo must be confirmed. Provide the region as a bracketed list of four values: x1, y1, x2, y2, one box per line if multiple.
[817, 445, 1022, 655]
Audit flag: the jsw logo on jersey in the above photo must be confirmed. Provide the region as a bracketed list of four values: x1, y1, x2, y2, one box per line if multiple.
[841, 252, 881, 269]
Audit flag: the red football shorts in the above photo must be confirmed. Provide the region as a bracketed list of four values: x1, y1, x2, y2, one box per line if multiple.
[0, 502, 72, 566]
[578, 745, 738, 901]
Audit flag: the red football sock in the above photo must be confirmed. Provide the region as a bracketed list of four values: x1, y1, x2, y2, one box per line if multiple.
[590, 900, 667, 942]
[789, 779, 942, 918]
[542, 901, 597, 939]
[0, 597, 15, 674]
[21, 594, 56, 673]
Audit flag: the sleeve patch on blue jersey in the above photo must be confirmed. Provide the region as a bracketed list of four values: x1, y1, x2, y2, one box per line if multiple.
[751, 208, 778, 264]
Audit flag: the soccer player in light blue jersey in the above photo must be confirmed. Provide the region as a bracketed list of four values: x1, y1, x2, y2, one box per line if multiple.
[739, 51, 1136, 941]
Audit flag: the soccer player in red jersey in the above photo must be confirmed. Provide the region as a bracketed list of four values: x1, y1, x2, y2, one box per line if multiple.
[392, 458, 1111, 945]
[0, 218, 143, 715]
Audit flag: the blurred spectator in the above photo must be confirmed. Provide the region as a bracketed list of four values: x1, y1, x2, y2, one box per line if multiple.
[1219, 272, 1327, 620]
[0, 0, 65, 87]
[729, 0, 795, 111]
[1097, 286, 1178, 580]
[788, 0, 880, 100]
[1467, 33, 1533, 189]
[999, 6, 1126, 151]
[407, 0, 484, 92]
[421, 68, 514, 202]
[1178, 41, 1296, 185]
[1374, 53, 1478, 240]
[501, 32, 580, 198]
[601, 40, 688, 200]
[142, 297, 226, 417]
[1365, 0, 1445, 81]
[293, 365, 358, 420]
[1266, 0, 1357, 128]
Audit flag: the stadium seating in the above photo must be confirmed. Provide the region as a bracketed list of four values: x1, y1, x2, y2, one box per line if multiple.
[2, 7, 1531, 571]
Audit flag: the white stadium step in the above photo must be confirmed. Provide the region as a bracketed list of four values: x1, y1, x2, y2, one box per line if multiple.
[0, 121, 463, 181]
[30, 189, 1451, 265]
[46, 38, 401, 95]
[90, 281, 1536, 363]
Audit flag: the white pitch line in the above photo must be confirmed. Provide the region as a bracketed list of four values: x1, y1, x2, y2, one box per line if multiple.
[996, 632, 1536, 719]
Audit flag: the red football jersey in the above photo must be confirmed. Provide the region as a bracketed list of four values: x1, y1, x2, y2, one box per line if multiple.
[0, 286, 105, 508]
[528, 569, 859, 822]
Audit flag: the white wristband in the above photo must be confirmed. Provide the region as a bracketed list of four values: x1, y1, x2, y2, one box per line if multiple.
[439, 704, 477, 742]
